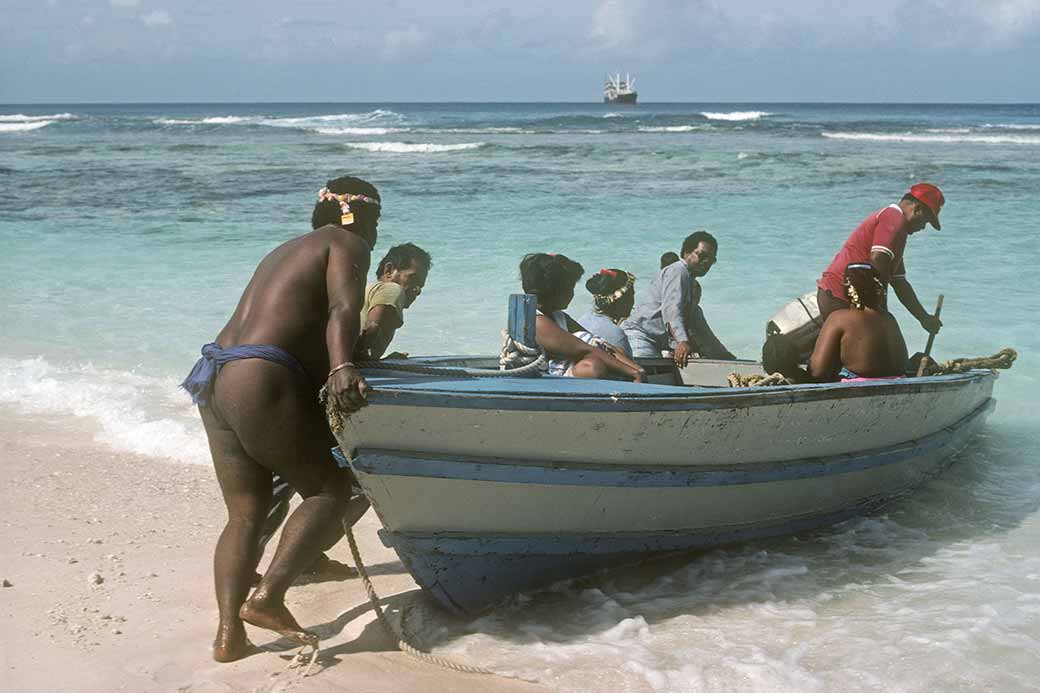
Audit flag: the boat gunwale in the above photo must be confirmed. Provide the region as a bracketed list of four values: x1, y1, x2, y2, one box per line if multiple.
[358, 368, 996, 413]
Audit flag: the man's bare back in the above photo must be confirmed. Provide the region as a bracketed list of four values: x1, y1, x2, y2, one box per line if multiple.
[810, 307, 908, 379]
[216, 225, 370, 385]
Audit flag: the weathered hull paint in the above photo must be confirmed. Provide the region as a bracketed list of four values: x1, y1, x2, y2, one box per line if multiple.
[336, 366, 997, 614]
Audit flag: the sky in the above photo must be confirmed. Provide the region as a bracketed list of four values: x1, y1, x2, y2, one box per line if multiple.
[2, 0, 1039, 102]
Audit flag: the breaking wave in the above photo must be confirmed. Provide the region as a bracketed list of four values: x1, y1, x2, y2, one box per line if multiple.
[342, 141, 485, 153]
[701, 111, 771, 121]
[0, 356, 209, 466]
[982, 123, 1040, 130]
[154, 109, 406, 131]
[822, 131, 1040, 145]
[0, 112, 77, 122]
[638, 125, 703, 133]
[0, 121, 54, 132]
[314, 127, 403, 136]
[156, 116, 250, 125]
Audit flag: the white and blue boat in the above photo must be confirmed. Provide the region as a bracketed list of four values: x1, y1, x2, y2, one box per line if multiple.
[334, 356, 997, 615]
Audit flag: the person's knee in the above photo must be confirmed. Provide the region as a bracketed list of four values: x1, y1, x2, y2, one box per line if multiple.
[296, 467, 352, 503]
[224, 508, 266, 535]
[572, 355, 608, 379]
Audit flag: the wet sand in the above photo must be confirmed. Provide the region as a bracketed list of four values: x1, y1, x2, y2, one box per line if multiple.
[0, 407, 540, 692]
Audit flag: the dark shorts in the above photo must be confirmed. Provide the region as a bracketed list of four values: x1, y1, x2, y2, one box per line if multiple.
[817, 287, 850, 321]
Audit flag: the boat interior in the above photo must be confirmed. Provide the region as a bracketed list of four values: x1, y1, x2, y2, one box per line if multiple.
[376, 356, 766, 388]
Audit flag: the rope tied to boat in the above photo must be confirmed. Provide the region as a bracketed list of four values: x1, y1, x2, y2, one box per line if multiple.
[727, 372, 792, 387]
[499, 331, 548, 374]
[927, 347, 1017, 375]
[343, 518, 521, 679]
[736, 347, 1018, 388]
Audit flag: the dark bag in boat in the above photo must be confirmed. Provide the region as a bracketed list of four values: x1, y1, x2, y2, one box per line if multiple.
[765, 291, 823, 363]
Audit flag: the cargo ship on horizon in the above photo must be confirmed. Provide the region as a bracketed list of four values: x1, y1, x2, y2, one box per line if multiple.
[603, 72, 637, 104]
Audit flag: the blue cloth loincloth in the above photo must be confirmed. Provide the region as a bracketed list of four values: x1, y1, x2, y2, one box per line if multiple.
[181, 342, 307, 405]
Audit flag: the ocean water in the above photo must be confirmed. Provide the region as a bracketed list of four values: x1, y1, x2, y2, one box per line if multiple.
[2, 102, 1038, 690]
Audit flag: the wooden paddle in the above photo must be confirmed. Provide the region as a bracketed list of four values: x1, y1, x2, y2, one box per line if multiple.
[915, 294, 944, 377]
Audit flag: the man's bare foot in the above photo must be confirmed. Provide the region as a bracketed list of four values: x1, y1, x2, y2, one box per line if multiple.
[212, 620, 252, 663]
[239, 594, 316, 645]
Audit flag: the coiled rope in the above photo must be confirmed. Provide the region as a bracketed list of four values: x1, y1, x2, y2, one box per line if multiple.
[499, 333, 548, 373]
[726, 372, 791, 387]
[929, 347, 1017, 375]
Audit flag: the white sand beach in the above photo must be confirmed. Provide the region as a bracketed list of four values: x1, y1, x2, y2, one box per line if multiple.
[0, 407, 541, 692]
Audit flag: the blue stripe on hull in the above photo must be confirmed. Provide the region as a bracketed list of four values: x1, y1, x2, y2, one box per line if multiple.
[386, 497, 886, 615]
[354, 399, 994, 488]
[358, 399, 994, 615]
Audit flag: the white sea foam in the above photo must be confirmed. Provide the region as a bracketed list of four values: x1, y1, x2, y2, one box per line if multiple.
[155, 116, 249, 125]
[418, 499, 1040, 692]
[602, 113, 624, 118]
[314, 127, 402, 136]
[156, 110, 405, 130]
[436, 127, 529, 134]
[0, 121, 54, 132]
[342, 141, 485, 153]
[0, 356, 209, 466]
[261, 110, 404, 128]
[0, 112, 76, 122]
[982, 123, 1040, 130]
[638, 125, 701, 132]
[701, 111, 771, 121]
[822, 131, 1040, 145]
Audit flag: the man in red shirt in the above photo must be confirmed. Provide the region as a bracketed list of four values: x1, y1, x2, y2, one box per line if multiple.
[817, 183, 944, 336]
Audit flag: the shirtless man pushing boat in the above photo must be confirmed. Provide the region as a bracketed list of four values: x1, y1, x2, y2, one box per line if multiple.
[181, 175, 378, 662]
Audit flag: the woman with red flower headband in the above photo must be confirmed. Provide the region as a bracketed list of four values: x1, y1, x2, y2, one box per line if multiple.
[576, 268, 637, 357]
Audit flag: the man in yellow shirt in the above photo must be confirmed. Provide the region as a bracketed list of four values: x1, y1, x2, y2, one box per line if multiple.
[357, 242, 432, 360]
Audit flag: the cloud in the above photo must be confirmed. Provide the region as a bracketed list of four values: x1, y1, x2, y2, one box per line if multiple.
[978, 0, 1040, 41]
[110, 0, 140, 6]
[141, 10, 173, 27]
[382, 25, 433, 59]
[588, 0, 726, 58]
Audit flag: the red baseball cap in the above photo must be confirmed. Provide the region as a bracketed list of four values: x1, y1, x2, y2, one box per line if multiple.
[909, 183, 944, 230]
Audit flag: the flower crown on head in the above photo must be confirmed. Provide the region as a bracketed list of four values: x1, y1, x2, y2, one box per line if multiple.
[318, 187, 381, 227]
[594, 270, 635, 304]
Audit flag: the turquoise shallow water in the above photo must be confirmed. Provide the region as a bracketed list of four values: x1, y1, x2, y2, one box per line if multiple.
[1, 102, 1039, 690]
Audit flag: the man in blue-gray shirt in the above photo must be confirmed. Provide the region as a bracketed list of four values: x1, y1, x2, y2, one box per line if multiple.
[622, 230, 735, 366]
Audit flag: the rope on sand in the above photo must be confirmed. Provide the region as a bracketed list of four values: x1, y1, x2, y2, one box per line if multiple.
[342, 518, 503, 677]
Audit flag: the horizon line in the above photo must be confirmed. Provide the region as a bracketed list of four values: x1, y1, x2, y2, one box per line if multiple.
[2, 99, 1039, 107]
